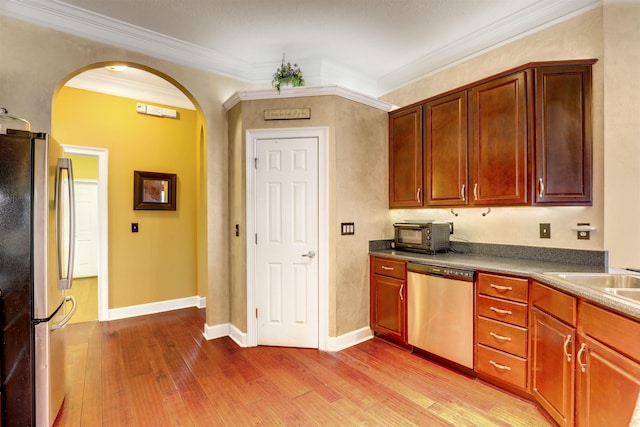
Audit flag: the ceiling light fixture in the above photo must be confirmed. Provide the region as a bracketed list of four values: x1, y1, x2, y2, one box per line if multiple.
[105, 65, 128, 72]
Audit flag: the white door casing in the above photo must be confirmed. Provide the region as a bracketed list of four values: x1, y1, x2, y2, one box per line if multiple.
[247, 127, 328, 350]
[61, 145, 109, 321]
[256, 137, 319, 348]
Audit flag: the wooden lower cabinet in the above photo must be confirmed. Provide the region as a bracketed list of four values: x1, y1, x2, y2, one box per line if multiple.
[531, 307, 576, 427]
[370, 256, 407, 346]
[576, 301, 640, 426]
[575, 334, 640, 426]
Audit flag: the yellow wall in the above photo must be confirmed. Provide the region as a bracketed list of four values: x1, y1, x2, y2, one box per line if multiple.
[53, 87, 199, 308]
[67, 153, 98, 180]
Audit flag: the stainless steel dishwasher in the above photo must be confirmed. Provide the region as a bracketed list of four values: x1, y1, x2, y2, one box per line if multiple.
[407, 262, 475, 371]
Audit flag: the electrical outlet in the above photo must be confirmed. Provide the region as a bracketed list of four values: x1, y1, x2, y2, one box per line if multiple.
[577, 222, 591, 240]
[539, 223, 551, 238]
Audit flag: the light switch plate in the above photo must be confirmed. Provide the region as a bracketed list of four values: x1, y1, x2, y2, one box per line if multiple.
[341, 222, 355, 235]
[539, 223, 551, 239]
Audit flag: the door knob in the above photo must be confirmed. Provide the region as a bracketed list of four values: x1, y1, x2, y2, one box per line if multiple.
[301, 251, 316, 259]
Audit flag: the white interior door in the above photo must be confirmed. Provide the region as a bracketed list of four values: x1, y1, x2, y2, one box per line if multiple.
[73, 181, 99, 278]
[256, 137, 319, 348]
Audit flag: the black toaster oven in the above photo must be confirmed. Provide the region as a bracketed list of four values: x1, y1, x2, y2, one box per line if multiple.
[393, 222, 450, 254]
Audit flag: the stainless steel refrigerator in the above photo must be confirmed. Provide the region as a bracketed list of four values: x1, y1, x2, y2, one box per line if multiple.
[0, 130, 77, 426]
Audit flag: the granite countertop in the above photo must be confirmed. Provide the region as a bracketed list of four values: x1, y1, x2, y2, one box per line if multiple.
[370, 248, 640, 321]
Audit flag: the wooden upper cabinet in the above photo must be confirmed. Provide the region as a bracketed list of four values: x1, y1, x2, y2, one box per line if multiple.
[387, 60, 595, 208]
[470, 71, 529, 206]
[389, 106, 423, 207]
[534, 64, 593, 205]
[425, 91, 469, 206]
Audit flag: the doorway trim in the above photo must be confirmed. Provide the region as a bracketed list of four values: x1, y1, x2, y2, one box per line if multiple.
[61, 144, 109, 321]
[246, 127, 329, 351]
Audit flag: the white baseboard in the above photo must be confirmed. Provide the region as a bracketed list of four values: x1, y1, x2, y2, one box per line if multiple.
[196, 296, 207, 308]
[327, 326, 373, 352]
[202, 323, 371, 351]
[203, 322, 229, 340]
[202, 322, 248, 346]
[228, 324, 248, 347]
[107, 295, 205, 321]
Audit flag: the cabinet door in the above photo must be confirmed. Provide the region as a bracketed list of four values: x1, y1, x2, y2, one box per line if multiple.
[576, 334, 640, 426]
[389, 106, 423, 207]
[371, 274, 406, 344]
[531, 307, 575, 427]
[470, 72, 528, 205]
[424, 91, 468, 206]
[534, 65, 592, 205]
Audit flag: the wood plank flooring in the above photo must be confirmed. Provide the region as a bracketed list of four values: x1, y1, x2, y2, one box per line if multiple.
[53, 308, 551, 426]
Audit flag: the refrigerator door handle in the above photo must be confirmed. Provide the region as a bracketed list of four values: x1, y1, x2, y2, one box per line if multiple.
[56, 157, 76, 290]
[51, 296, 77, 330]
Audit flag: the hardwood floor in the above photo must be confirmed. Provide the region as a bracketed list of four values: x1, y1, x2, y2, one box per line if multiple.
[53, 308, 551, 426]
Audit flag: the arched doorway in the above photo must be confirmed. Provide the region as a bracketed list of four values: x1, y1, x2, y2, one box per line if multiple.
[52, 63, 207, 322]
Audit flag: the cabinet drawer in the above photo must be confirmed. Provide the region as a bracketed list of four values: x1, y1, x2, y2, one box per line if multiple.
[477, 317, 528, 358]
[477, 273, 528, 302]
[371, 257, 405, 280]
[531, 281, 576, 326]
[477, 294, 528, 327]
[477, 344, 528, 389]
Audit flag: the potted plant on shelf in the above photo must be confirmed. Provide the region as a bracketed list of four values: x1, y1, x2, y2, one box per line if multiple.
[272, 54, 305, 93]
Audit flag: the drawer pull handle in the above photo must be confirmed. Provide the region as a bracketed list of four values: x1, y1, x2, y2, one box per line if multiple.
[489, 360, 512, 371]
[563, 335, 572, 362]
[381, 266, 394, 271]
[577, 343, 587, 373]
[489, 332, 512, 342]
[490, 284, 513, 292]
[489, 306, 512, 316]
[399, 284, 404, 301]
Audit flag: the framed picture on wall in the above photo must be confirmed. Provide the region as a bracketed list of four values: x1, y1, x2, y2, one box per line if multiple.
[133, 170, 177, 210]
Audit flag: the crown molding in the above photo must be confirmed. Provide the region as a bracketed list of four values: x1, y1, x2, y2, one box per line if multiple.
[0, 0, 250, 79]
[1, 0, 601, 98]
[223, 86, 395, 112]
[377, 0, 602, 94]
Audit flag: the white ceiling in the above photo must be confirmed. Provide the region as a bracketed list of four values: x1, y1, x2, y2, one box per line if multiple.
[2, 0, 600, 102]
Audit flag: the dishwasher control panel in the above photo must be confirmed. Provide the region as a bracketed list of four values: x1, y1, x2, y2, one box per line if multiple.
[407, 262, 475, 281]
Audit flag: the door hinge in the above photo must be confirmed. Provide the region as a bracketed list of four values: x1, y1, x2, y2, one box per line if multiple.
[254, 157, 258, 169]
[255, 233, 258, 244]
[255, 308, 258, 318]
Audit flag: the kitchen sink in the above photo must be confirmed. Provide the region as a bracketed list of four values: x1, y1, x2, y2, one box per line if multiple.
[545, 272, 640, 303]
[547, 273, 640, 289]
